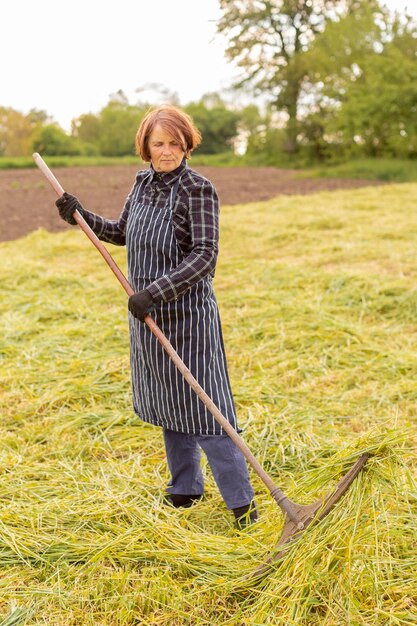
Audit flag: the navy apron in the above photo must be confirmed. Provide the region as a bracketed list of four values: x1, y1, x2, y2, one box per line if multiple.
[125, 174, 238, 436]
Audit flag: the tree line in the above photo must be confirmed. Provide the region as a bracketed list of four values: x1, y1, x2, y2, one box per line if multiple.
[1, 0, 416, 166]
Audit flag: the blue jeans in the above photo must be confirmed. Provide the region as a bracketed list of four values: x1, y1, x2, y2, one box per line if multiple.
[163, 429, 255, 510]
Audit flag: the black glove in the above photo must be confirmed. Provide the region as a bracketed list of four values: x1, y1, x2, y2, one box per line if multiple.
[55, 192, 84, 225]
[128, 289, 154, 322]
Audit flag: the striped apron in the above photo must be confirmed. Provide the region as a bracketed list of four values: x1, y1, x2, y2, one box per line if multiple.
[126, 175, 238, 436]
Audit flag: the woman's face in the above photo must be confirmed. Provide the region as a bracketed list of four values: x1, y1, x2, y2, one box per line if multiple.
[148, 124, 185, 172]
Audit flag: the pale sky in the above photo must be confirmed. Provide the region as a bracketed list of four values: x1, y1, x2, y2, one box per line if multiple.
[1, 0, 415, 132]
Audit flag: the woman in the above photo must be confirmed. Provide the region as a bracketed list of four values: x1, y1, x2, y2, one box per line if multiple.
[56, 104, 258, 529]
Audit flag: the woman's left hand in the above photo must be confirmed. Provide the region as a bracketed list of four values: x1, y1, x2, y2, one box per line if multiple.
[128, 289, 154, 322]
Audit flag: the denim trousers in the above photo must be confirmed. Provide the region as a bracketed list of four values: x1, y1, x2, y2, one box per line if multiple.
[163, 428, 255, 510]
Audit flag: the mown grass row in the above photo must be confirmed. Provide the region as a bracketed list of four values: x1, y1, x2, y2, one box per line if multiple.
[1, 183, 416, 624]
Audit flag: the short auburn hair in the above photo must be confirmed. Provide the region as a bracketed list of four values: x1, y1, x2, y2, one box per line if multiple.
[135, 104, 202, 162]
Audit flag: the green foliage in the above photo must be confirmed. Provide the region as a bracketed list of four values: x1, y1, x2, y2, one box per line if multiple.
[32, 124, 84, 156]
[329, 39, 417, 158]
[246, 127, 287, 165]
[96, 101, 144, 157]
[218, 0, 417, 160]
[0, 106, 44, 157]
[245, 125, 322, 167]
[190, 151, 245, 166]
[185, 95, 240, 154]
[304, 0, 382, 101]
[217, 0, 357, 153]
[301, 4, 417, 159]
[303, 157, 417, 181]
[71, 113, 101, 156]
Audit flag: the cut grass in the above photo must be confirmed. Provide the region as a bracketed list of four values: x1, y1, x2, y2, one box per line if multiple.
[1, 183, 416, 624]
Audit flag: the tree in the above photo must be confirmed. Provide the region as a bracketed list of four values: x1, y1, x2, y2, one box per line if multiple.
[32, 124, 82, 156]
[332, 42, 417, 158]
[217, 0, 351, 154]
[0, 107, 36, 156]
[235, 103, 264, 154]
[185, 94, 240, 154]
[72, 113, 100, 145]
[97, 97, 145, 157]
[305, 3, 417, 158]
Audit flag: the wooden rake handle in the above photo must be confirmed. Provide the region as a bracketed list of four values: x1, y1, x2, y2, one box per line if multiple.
[32, 152, 303, 526]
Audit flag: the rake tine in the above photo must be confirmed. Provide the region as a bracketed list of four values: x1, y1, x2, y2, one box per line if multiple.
[246, 452, 370, 581]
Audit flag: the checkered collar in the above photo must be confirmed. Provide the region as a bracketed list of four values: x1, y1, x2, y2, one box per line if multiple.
[148, 158, 187, 186]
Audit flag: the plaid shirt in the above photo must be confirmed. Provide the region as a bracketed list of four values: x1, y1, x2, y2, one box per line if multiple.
[79, 161, 219, 303]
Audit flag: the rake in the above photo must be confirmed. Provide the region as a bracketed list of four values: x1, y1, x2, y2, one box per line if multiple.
[33, 152, 369, 580]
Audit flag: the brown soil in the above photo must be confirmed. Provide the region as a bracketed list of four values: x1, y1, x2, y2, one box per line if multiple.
[0, 164, 386, 242]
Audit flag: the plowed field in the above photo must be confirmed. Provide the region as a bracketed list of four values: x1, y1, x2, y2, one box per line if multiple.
[0, 164, 385, 242]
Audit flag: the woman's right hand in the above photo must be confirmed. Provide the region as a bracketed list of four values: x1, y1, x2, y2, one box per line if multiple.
[55, 192, 84, 225]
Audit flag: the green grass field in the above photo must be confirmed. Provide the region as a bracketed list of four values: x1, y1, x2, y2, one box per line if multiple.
[1, 183, 416, 625]
[2, 155, 417, 183]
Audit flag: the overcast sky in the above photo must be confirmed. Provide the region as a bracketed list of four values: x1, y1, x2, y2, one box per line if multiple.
[2, 0, 415, 131]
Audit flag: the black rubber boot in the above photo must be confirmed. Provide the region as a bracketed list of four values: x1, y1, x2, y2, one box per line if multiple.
[164, 494, 203, 508]
[233, 501, 259, 530]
